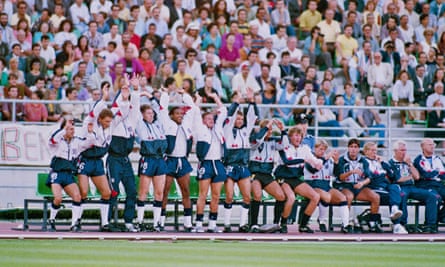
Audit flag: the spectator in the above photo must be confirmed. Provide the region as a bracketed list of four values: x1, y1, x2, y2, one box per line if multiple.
[367, 51, 393, 106]
[8, 57, 25, 84]
[426, 82, 445, 108]
[46, 89, 63, 122]
[106, 4, 127, 34]
[231, 62, 260, 99]
[392, 70, 415, 126]
[298, 0, 322, 38]
[336, 24, 358, 83]
[333, 95, 364, 138]
[49, 3, 66, 32]
[24, 90, 48, 122]
[271, 0, 295, 36]
[103, 24, 122, 49]
[220, 33, 241, 80]
[54, 20, 77, 51]
[60, 87, 85, 123]
[315, 94, 344, 147]
[317, 9, 341, 56]
[2, 86, 24, 121]
[197, 75, 219, 104]
[274, 79, 298, 125]
[426, 99, 445, 153]
[87, 63, 113, 92]
[356, 95, 387, 148]
[0, 13, 14, 45]
[303, 26, 333, 69]
[71, 74, 90, 101]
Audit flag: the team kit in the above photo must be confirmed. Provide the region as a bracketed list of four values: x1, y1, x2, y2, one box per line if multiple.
[46, 78, 445, 235]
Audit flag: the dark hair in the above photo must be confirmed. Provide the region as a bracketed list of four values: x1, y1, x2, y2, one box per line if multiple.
[348, 138, 360, 147]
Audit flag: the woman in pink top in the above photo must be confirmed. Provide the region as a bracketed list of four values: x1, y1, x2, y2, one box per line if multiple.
[24, 91, 48, 122]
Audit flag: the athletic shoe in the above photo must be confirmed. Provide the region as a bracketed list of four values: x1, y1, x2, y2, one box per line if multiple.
[419, 225, 438, 234]
[369, 223, 383, 233]
[70, 219, 81, 232]
[299, 225, 314, 233]
[223, 225, 232, 233]
[393, 224, 408, 234]
[249, 225, 260, 233]
[390, 209, 403, 221]
[318, 220, 328, 232]
[100, 224, 121, 232]
[191, 226, 205, 233]
[341, 225, 353, 234]
[48, 219, 56, 232]
[280, 225, 288, 234]
[207, 227, 222, 233]
[125, 223, 139, 233]
[238, 224, 250, 233]
[183, 226, 194, 232]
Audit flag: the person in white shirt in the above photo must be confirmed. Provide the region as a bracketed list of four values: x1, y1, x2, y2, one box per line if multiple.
[39, 35, 56, 69]
[69, 0, 91, 34]
[367, 52, 394, 105]
[90, 0, 113, 21]
[392, 70, 416, 126]
[231, 62, 261, 99]
[249, 7, 271, 39]
[426, 82, 445, 108]
[271, 25, 288, 54]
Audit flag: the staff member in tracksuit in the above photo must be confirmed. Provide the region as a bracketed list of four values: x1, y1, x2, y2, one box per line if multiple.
[159, 88, 196, 232]
[334, 138, 381, 233]
[362, 142, 404, 233]
[135, 103, 168, 232]
[222, 88, 258, 233]
[46, 118, 95, 232]
[413, 138, 445, 225]
[77, 82, 114, 232]
[388, 140, 439, 234]
[248, 119, 286, 233]
[107, 75, 141, 232]
[274, 126, 321, 233]
[193, 93, 227, 233]
[304, 139, 350, 233]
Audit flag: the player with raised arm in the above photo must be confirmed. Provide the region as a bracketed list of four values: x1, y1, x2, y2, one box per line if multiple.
[222, 88, 258, 233]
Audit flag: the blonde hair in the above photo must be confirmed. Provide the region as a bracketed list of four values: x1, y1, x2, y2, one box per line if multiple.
[288, 126, 304, 137]
[315, 139, 329, 149]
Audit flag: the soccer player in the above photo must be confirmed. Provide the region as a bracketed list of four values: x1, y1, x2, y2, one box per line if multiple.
[334, 139, 382, 233]
[362, 142, 404, 232]
[274, 126, 321, 233]
[107, 74, 141, 232]
[77, 82, 114, 232]
[388, 140, 439, 234]
[135, 103, 167, 232]
[46, 118, 95, 232]
[159, 88, 196, 232]
[413, 138, 445, 226]
[304, 139, 350, 233]
[222, 88, 258, 233]
[248, 119, 286, 233]
[193, 93, 227, 233]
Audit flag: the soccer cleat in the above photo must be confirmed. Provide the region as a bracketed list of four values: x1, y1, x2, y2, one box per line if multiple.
[100, 224, 121, 232]
[393, 224, 408, 234]
[48, 219, 56, 232]
[369, 223, 383, 233]
[299, 225, 314, 233]
[238, 224, 250, 233]
[191, 226, 205, 233]
[341, 225, 353, 234]
[249, 225, 260, 233]
[184, 226, 194, 233]
[390, 209, 403, 221]
[207, 227, 222, 233]
[419, 225, 438, 234]
[318, 220, 328, 233]
[223, 225, 232, 233]
[125, 223, 139, 233]
[70, 224, 81, 232]
[280, 225, 288, 234]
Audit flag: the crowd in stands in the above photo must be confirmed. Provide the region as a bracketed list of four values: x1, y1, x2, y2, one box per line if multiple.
[2, 0, 445, 150]
[2, 0, 443, 235]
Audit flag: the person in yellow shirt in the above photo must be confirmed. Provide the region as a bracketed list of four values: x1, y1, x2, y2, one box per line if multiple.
[299, 0, 322, 38]
[336, 24, 358, 83]
[173, 59, 194, 89]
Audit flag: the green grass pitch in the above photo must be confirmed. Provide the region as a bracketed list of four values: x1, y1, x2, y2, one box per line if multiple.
[0, 240, 444, 267]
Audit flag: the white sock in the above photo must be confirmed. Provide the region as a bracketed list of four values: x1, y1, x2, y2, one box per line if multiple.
[184, 215, 192, 228]
[160, 215, 166, 227]
[208, 219, 216, 229]
[239, 207, 249, 226]
[153, 206, 162, 227]
[136, 204, 145, 224]
[71, 205, 81, 226]
[340, 205, 349, 227]
[224, 207, 232, 226]
[100, 203, 109, 226]
[318, 203, 329, 224]
[195, 220, 203, 228]
[391, 205, 399, 213]
[50, 206, 59, 220]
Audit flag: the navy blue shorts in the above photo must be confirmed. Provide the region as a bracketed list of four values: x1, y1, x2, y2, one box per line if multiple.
[307, 180, 331, 192]
[46, 171, 76, 188]
[197, 160, 227, 183]
[139, 157, 167, 177]
[280, 178, 305, 190]
[252, 173, 275, 188]
[226, 165, 251, 181]
[78, 158, 105, 177]
[334, 182, 363, 197]
[165, 157, 193, 178]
